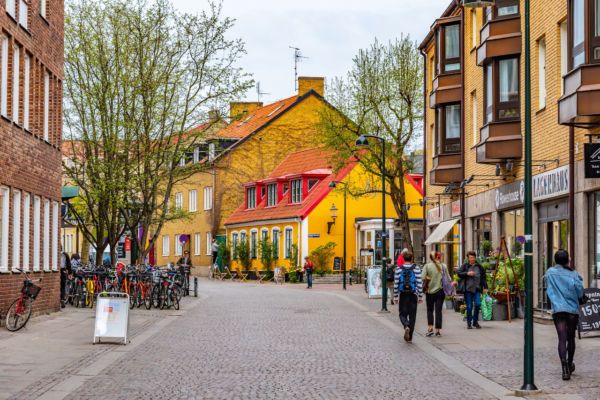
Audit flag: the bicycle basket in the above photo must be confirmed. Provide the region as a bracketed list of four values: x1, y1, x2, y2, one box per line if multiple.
[25, 283, 42, 299]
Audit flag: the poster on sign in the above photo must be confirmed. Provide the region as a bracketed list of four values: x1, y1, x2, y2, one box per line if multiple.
[94, 293, 130, 345]
[578, 288, 600, 338]
[367, 267, 382, 299]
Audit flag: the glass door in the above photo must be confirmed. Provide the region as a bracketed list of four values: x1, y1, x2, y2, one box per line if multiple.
[538, 219, 570, 311]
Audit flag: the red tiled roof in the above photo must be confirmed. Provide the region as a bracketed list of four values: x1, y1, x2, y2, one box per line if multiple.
[216, 96, 298, 140]
[224, 148, 356, 226]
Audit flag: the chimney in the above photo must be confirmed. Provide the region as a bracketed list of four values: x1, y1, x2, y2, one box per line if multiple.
[208, 109, 220, 123]
[229, 102, 263, 121]
[298, 76, 325, 97]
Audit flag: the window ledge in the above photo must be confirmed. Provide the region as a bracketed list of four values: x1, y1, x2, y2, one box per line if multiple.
[40, 14, 49, 25]
[1, 114, 11, 123]
[536, 106, 546, 115]
[6, 12, 16, 24]
[19, 24, 31, 36]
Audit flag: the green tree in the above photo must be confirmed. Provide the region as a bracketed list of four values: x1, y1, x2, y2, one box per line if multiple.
[318, 36, 423, 253]
[63, 0, 253, 265]
[310, 242, 337, 276]
[259, 238, 274, 272]
[218, 241, 231, 268]
[235, 239, 251, 270]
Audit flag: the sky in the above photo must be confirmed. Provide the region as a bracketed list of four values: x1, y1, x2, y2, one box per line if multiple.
[171, 0, 450, 104]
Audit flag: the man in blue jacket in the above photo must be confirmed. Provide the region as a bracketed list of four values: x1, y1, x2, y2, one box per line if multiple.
[544, 249, 585, 381]
[394, 252, 423, 343]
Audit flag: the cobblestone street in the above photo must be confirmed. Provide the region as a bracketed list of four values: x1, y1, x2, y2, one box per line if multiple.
[3, 280, 600, 399]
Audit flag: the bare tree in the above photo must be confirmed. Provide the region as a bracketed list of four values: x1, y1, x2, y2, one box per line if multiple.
[63, 0, 253, 265]
[318, 36, 423, 253]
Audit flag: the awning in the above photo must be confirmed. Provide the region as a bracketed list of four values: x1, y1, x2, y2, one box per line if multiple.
[61, 186, 80, 201]
[424, 218, 459, 245]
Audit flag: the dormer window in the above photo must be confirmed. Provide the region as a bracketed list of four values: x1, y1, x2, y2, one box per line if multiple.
[307, 179, 319, 191]
[246, 187, 256, 209]
[291, 179, 302, 203]
[267, 184, 277, 207]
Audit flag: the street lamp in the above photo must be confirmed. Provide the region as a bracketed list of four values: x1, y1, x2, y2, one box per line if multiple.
[329, 181, 348, 290]
[463, 0, 537, 392]
[327, 204, 338, 234]
[356, 134, 388, 312]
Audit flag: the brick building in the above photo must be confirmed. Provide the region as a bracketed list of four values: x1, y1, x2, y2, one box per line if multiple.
[421, 0, 600, 318]
[0, 0, 63, 316]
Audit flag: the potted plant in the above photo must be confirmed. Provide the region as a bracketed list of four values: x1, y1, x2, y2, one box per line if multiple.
[444, 296, 454, 310]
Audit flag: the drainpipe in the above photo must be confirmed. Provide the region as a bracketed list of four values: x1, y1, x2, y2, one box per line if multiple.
[420, 46, 428, 260]
[459, 8, 466, 262]
[569, 126, 575, 265]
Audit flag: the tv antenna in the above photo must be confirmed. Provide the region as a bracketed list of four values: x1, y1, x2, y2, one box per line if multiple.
[256, 82, 270, 102]
[289, 46, 308, 91]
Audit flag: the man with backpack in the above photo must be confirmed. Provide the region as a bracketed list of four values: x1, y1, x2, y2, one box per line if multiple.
[394, 251, 423, 342]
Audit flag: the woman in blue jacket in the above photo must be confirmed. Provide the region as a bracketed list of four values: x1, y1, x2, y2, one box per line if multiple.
[544, 249, 585, 381]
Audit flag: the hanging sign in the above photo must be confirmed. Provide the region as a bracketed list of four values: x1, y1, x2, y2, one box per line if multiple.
[496, 180, 524, 210]
[451, 200, 461, 217]
[578, 288, 600, 336]
[124, 237, 131, 252]
[584, 143, 600, 178]
[532, 166, 569, 202]
[427, 207, 442, 226]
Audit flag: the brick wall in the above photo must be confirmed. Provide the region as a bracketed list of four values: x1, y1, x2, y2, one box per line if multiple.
[0, 0, 63, 315]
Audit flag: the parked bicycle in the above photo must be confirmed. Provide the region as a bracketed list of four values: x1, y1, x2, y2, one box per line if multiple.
[5, 269, 42, 331]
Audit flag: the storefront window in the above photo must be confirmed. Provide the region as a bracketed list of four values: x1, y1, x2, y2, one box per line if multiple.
[502, 209, 525, 259]
[590, 193, 600, 287]
[473, 214, 492, 256]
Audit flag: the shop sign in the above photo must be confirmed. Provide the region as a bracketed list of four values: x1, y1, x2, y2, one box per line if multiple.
[427, 207, 442, 226]
[584, 143, 600, 178]
[578, 288, 600, 335]
[451, 200, 461, 217]
[495, 180, 524, 210]
[533, 166, 569, 202]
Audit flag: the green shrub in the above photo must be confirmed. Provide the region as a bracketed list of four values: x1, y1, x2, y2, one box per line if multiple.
[218, 241, 231, 268]
[310, 242, 337, 276]
[235, 239, 251, 270]
[259, 238, 274, 272]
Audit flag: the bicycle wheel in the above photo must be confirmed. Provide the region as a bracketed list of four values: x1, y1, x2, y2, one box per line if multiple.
[151, 285, 161, 309]
[129, 283, 138, 309]
[173, 286, 181, 310]
[65, 279, 75, 305]
[160, 286, 168, 310]
[143, 284, 153, 310]
[5, 297, 33, 331]
[74, 283, 84, 308]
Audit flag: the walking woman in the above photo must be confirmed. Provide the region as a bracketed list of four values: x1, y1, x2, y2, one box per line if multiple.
[544, 249, 584, 381]
[423, 251, 446, 337]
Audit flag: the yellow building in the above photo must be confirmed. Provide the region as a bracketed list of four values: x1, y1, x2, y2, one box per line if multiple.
[223, 148, 424, 272]
[421, 0, 600, 314]
[156, 77, 349, 272]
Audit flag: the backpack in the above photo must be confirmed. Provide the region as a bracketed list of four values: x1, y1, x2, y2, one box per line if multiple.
[398, 265, 416, 294]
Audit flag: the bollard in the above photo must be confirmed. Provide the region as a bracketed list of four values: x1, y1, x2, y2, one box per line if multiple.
[194, 277, 198, 297]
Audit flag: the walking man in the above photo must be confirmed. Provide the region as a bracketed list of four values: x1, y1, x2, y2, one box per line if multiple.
[211, 238, 219, 266]
[394, 252, 423, 342]
[457, 251, 488, 329]
[544, 249, 585, 380]
[303, 256, 314, 289]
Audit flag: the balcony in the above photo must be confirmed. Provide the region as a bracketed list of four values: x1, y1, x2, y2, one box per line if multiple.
[430, 153, 463, 185]
[476, 16, 521, 66]
[558, 64, 600, 126]
[476, 121, 522, 163]
[429, 73, 462, 109]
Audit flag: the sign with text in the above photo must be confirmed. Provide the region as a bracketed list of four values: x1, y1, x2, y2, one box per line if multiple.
[333, 257, 342, 271]
[451, 200, 461, 217]
[532, 166, 569, 202]
[496, 180, 524, 210]
[427, 207, 442, 226]
[585, 143, 600, 178]
[94, 293, 130, 345]
[579, 288, 600, 335]
[367, 267, 382, 299]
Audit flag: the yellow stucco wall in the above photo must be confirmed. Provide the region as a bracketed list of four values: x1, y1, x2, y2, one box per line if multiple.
[157, 92, 334, 267]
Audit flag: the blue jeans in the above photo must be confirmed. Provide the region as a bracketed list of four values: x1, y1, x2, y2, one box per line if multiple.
[465, 290, 482, 325]
[306, 270, 313, 288]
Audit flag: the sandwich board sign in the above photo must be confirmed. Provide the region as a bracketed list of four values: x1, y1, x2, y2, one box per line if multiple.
[93, 292, 130, 345]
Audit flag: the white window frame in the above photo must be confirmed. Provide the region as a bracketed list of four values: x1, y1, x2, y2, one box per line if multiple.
[204, 186, 213, 210]
[206, 232, 212, 256]
[175, 234, 182, 256]
[23, 53, 29, 129]
[267, 183, 277, 207]
[471, 9, 477, 49]
[162, 235, 170, 256]
[194, 233, 201, 256]
[6, 0, 15, 18]
[284, 227, 293, 259]
[272, 228, 280, 259]
[193, 147, 200, 163]
[538, 37, 546, 110]
[261, 228, 268, 241]
[189, 189, 197, 212]
[33, 195, 39, 271]
[12, 44, 19, 124]
[246, 187, 256, 209]
[239, 230, 247, 245]
[231, 232, 238, 258]
[40, 0, 46, 19]
[43, 71, 49, 141]
[472, 91, 477, 146]
[22, 192, 29, 271]
[175, 192, 183, 210]
[291, 180, 302, 203]
[208, 142, 216, 161]
[43, 199, 49, 271]
[250, 229, 258, 259]
[0, 187, 9, 272]
[19, 0, 27, 28]
[52, 201, 58, 271]
[560, 20, 568, 95]
[1, 36, 8, 118]
[12, 190, 21, 271]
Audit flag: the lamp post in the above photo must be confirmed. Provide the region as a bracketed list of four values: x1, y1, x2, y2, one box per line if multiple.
[356, 134, 388, 312]
[329, 181, 348, 290]
[462, 0, 537, 391]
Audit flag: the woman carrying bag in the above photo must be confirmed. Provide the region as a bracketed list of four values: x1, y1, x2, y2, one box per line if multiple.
[422, 251, 453, 337]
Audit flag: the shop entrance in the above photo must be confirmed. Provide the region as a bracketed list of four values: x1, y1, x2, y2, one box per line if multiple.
[537, 200, 569, 311]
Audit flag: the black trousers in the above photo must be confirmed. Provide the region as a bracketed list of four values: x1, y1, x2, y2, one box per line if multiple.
[60, 269, 67, 301]
[426, 289, 445, 329]
[553, 312, 579, 363]
[399, 292, 418, 338]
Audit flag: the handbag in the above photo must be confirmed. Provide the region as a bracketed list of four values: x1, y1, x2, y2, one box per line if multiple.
[456, 278, 466, 295]
[441, 265, 455, 296]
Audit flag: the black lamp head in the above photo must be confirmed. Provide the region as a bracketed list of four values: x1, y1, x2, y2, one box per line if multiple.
[328, 181, 337, 188]
[355, 135, 369, 147]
